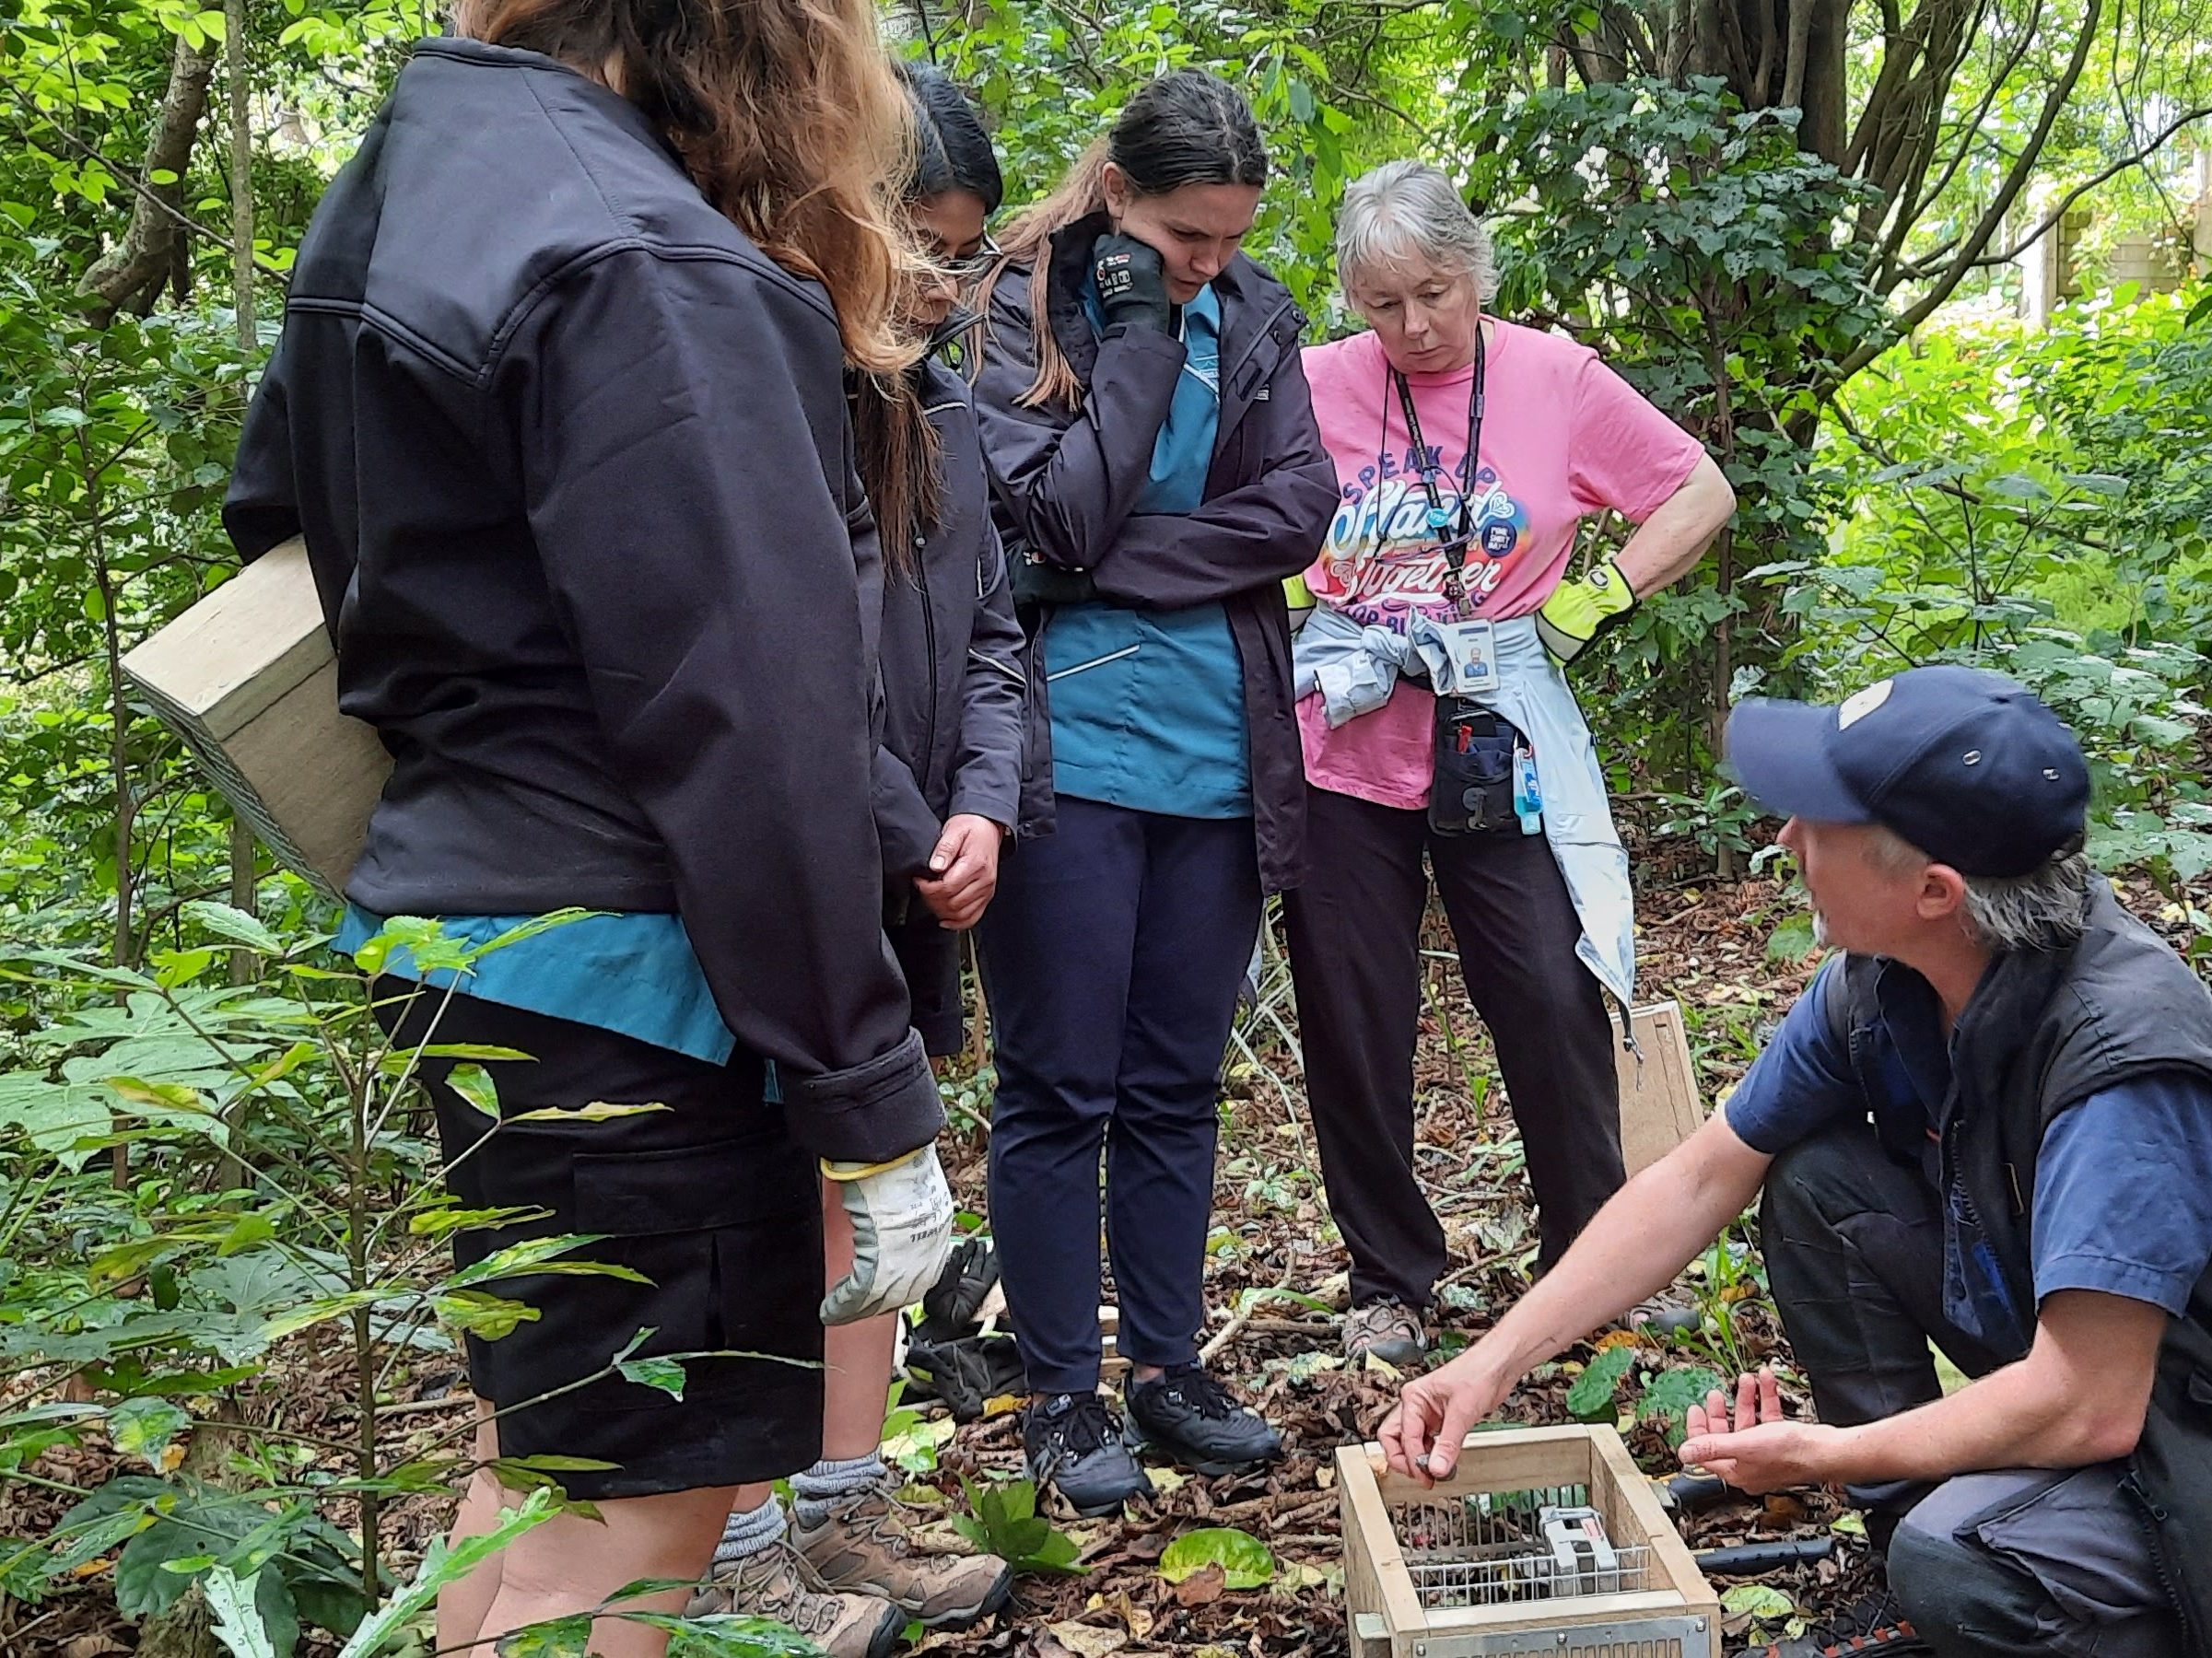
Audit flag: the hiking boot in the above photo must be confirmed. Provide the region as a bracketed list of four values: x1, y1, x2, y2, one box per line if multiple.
[1024, 1391, 1153, 1518]
[795, 1485, 1012, 1630]
[1342, 1298, 1428, 1368]
[1737, 1588, 1930, 1656]
[1126, 1362, 1282, 1476]
[686, 1538, 904, 1658]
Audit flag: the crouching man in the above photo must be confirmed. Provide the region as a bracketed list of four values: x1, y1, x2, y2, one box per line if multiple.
[1380, 666, 2212, 1658]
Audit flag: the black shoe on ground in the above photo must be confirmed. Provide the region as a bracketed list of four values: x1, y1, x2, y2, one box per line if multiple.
[1738, 1587, 1930, 1656]
[1126, 1362, 1282, 1476]
[1024, 1392, 1153, 1518]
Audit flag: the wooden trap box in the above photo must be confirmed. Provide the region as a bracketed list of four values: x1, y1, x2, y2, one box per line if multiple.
[1338, 1424, 1720, 1658]
[121, 538, 391, 900]
[1613, 1000, 1706, 1177]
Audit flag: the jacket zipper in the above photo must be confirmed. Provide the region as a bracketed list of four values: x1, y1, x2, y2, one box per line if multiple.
[2121, 1468, 2202, 1652]
[917, 542, 940, 798]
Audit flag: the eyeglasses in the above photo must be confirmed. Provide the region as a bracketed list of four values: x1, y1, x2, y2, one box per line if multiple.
[938, 231, 1001, 283]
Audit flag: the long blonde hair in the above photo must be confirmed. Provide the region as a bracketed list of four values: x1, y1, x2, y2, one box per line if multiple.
[451, 0, 939, 555]
[981, 70, 1266, 411]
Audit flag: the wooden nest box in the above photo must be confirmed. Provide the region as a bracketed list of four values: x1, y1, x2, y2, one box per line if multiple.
[121, 539, 391, 901]
[1338, 1425, 1721, 1657]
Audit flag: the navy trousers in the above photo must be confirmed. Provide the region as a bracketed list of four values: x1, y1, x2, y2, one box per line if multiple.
[977, 796, 1261, 1395]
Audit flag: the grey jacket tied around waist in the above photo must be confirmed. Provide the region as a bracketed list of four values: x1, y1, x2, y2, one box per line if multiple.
[1293, 606, 1635, 1008]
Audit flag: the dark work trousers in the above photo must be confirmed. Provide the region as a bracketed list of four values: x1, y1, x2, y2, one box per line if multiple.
[977, 795, 1262, 1395]
[1762, 1121, 2180, 1656]
[1281, 782, 1625, 1304]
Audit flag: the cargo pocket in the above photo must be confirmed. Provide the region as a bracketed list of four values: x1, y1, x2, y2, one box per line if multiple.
[570, 1138, 816, 1407]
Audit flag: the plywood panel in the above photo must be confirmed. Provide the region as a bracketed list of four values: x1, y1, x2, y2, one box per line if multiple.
[1614, 1001, 1705, 1175]
[122, 540, 391, 897]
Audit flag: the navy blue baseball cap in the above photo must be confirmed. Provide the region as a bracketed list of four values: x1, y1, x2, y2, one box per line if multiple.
[1726, 666, 2089, 879]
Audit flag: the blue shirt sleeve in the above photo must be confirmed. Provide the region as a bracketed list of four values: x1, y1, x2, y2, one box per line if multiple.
[2031, 1072, 2212, 1315]
[1723, 959, 1866, 1155]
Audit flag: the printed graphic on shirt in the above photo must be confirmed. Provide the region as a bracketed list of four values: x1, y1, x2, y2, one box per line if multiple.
[1312, 445, 1531, 631]
[1183, 332, 1220, 394]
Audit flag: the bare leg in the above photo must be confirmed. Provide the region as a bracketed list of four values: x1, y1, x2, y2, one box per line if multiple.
[435, 1403, 508, 1652]
[465, 1485, 741, 1658]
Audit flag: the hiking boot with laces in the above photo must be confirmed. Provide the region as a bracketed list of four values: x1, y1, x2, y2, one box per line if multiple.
[795, 1483, 1012, 1630]
[686, 1538, 904, 1658]
[1342, 1298, 1428, 1368]
[1126, 1361, 1282, 1476]
[1737, 1587, 1930, 1656]
[1024, 1391, 1153, 1517]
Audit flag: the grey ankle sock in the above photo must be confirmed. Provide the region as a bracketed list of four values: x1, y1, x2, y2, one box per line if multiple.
[790, 1452, 889, 1529]
[713, 1495, 787, 1572]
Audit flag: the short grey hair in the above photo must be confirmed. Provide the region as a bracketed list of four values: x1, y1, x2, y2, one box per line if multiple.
[1335, 159, 1500, 302]
[1867, 827, 2092, 953]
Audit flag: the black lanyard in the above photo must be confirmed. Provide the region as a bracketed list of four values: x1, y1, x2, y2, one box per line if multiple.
[1388, 325, 1488, 608]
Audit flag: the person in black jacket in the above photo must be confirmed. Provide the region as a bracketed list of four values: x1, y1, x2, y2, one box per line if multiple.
[970, 70, 1340, 1516]
[221, 6, 954, 1656]
[705, 64, 1025, 1643]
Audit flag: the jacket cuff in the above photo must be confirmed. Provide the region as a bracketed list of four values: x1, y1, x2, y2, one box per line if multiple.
[946, 782, 1019, 832]
[781, 1029, 944, 1163]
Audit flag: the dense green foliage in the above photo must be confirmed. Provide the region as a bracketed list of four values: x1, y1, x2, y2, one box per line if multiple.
[0, 0, 2206, 1652]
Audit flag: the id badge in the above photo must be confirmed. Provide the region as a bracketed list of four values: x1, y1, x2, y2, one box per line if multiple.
[1437, 618, 1499, 695]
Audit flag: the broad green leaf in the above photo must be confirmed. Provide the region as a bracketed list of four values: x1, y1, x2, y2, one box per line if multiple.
[1764, 916, 1815, 962]
[446, 1063, 499, 1119]
[436, 1290, 542, 1340]
[1159, 1527, 1274, 1590]
[108, 1397, 192, 1464]
[1637, 1366, 1726, 1446]
[1565, 1346, 1636, 1420]
[448, 1234, 649, 1290]
[205, 1566, 278, 1658]
[181, 902, 284, 957]
[616, 1349, 688, 1400]
[1721, 1582, 1796, 1621]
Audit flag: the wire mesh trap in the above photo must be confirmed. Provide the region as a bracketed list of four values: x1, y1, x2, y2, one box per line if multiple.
[1338, 1426, 1721, 1657]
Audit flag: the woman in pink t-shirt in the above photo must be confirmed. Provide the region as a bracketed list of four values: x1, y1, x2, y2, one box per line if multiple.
[1282, 161, 1736, 1368]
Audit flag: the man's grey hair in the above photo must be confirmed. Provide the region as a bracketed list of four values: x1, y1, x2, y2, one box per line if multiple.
[1335, 159, 1500, 302]
[1868, 826, 2092, 953]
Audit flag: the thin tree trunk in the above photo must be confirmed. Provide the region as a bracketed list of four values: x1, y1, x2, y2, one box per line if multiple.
[79, 32, 216, 328]
[225, 0, 259, 987]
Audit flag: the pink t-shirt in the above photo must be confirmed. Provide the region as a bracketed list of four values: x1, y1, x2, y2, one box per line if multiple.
[1297, 321, 1706, 809]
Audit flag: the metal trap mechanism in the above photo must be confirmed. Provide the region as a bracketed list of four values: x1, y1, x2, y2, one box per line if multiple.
[1395, 1491, 1658, 1607]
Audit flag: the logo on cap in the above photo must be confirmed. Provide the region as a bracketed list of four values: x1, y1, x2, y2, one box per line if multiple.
[1838, 679, 1893, 730]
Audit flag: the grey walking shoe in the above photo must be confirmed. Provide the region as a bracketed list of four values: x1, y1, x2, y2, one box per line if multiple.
[1343, 1298, 1428, 1368]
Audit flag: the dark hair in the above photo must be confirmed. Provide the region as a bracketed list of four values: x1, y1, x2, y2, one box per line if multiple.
[1107, 67, 1266, 197]
[984, 69, 1267, 407]
[897, 63, 1002, 214]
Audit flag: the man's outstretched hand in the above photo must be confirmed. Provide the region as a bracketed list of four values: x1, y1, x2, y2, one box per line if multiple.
[1678, 1367, 1843, 1494]
[1377, 1357, 1512, 1488]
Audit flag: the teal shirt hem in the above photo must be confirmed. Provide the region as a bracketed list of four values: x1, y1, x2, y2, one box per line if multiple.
[334, 905, 736, 1066]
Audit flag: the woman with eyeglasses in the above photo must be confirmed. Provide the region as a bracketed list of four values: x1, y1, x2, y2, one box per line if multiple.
[1284, 161, 1736, 1372]
[968, 69, 1339, 1517]
[691, 65, 1028, 1652]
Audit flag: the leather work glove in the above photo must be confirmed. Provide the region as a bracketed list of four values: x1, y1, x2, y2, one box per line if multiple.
[1534, 555, 1638, 666]
[821, 1145, 957, 1325]
[1092, 233, 1174, 333]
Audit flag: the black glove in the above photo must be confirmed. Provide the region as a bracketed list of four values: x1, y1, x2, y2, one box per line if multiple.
[1092, 233, 1173, 333]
